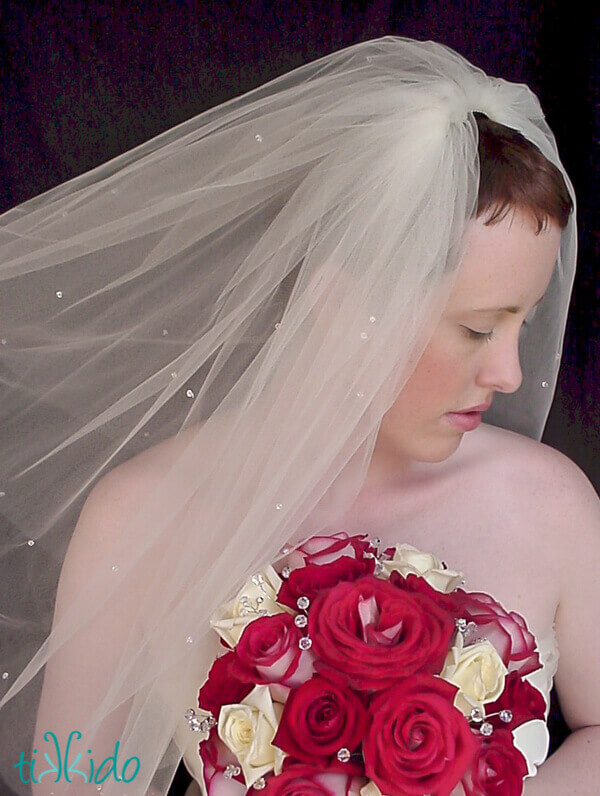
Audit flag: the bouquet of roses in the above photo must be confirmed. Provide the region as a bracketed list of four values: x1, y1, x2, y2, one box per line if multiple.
[186, 532, 547, 796]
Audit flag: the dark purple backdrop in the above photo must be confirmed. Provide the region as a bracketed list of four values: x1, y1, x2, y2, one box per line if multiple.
[0, 2, 597, 792]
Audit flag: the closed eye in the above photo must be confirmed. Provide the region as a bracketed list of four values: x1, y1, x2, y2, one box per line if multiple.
[462, 326, 494, 342]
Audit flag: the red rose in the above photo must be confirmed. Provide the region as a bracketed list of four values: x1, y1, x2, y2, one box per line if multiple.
[234, 613, 315, 687]
[198, 652, 253, 716]
[273, 675, 368, 772]
[390, 571, 461, 614]
[449, 590, 541, 677]
[200, 732, 247, 795]
[277, 557, 375, 610]
[364, 674, 478, 796]
[461, 728, 528, 796]
[284, 532, 373, 570]
[308, 575, 455, 691]
[486, 672, 547, 730]
[263, 764, 364, 795]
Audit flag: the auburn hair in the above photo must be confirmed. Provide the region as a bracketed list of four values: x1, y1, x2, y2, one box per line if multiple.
[475, 112, 573, 232]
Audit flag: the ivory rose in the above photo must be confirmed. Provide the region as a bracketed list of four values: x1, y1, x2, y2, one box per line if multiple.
[380, 544, 464, 593]
[441, 633, 507, 716]
[217, 684, 285, 787]
[210, 566, 292, 647]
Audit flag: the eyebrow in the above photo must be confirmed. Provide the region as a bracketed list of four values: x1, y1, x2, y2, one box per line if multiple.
[471, 294, 546, 314]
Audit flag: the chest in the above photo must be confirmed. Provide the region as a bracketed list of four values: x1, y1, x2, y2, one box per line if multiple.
[332, 473, 561, 644]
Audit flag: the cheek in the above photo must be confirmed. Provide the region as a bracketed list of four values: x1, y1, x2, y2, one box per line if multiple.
[395, 338, 464, 411]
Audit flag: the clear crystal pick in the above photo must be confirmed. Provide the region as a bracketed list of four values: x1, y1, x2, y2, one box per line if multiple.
[224, 764, 241, 778]
[200, 716, 216, 732]
[297, 596, 310, 610]
[299, 636, 312, 650]
[189, 718, 202, 732]
[480, 722, 494, 736]
[456, 618, 468, 632]
[253, 776, 266, 789]
[294, 614, 308, 628]
[499, 709, 513, 723]
[184, 708, 196, 719]
[337, 748, 351, 762]
[281, 566, 291, 578]
[470, 707, 483, 722]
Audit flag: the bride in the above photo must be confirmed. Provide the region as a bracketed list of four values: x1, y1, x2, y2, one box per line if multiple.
[0, 37, 598, 796]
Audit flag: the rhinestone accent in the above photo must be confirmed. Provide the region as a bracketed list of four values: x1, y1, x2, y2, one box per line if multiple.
[184, 708, 196, 720]
[499, 709, 513, 723]
[255, 134, 263, 143]
[541, 380, 549, 388]
[369, 316, 376, 323]
[1, 672, 8, 680]
[299, 636, 312, 650]
[274, 322, 281, 329]
[281, 566, 291, 578]
[374, 560, 384, 575]
[170, 371, 178, 379]
[297, 596, 310, 610]
[0, 339, 6, 345]
[470, 708, 483, 723]
[27, 539, 35, 546]
[111, 565, 119, 572]
[253, 776, 266, 789]
[224, 764, 241, 779]
[186, 636, 194, 644]
[360, 331, 368, 340]
[294, 614, 308, 628]
[188, 718, 203, 732]
[162, 329, 169, 336]
[55, 290, 63, 299]
[456, 618, 468, 632]
[0, 492, 6, 497]
[186, 389, 195, 398]
[480, 722, 494, 736]
[337, 747, 351, 762]
[356, 391, 365, 398]
[370, 536, 381, 546]
[275, 503, 283, 510]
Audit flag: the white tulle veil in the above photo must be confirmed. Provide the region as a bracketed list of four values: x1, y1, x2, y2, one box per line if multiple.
[0, 37, 576, 795]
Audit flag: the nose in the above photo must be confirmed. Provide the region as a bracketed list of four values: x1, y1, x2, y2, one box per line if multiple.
[475, 333, 523, 394]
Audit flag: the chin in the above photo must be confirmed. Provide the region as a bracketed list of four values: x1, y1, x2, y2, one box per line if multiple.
[415, 433, 463, 464]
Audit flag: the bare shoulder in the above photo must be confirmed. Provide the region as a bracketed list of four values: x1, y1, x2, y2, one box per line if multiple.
[470, 423, 599, 539]
[73, 413, 231, 549]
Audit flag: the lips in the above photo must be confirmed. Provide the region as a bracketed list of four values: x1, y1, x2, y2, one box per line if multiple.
[453, 401, 492, 414]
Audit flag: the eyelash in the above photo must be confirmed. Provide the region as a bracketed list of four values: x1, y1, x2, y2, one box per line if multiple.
[463, 327, 495, 342]
[462, 320, 530, 343]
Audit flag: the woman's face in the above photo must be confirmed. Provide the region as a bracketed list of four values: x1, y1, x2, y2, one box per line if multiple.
[375, 209, 562, 466]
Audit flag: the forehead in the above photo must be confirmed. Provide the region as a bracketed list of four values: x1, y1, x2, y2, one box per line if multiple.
[447, 211, 561, 311]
